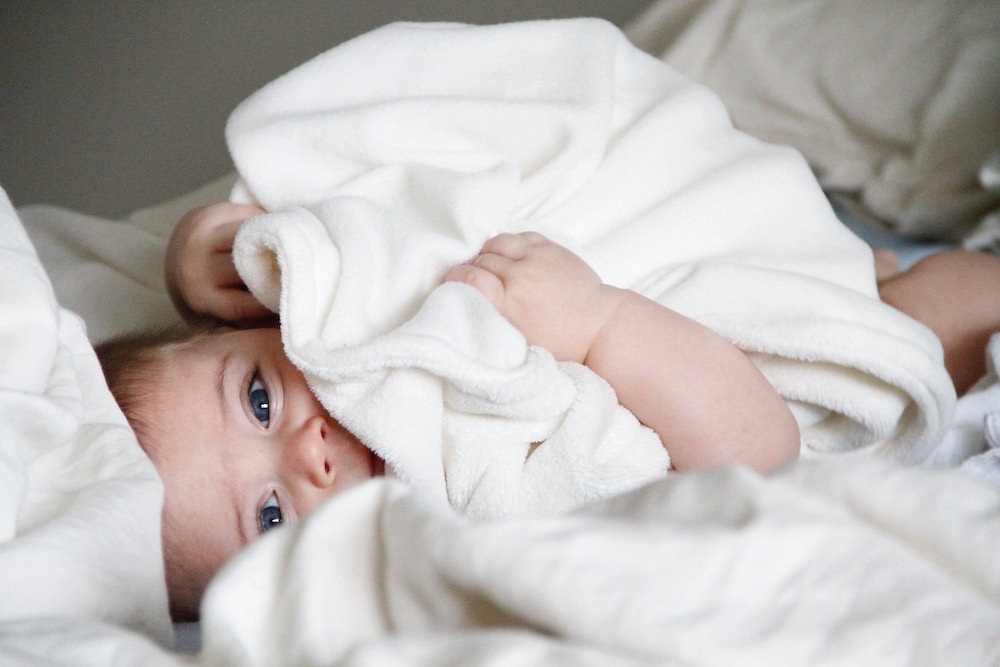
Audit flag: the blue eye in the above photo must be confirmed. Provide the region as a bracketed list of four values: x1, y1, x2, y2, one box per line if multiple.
[248, 373, 270, 427]
[259, 492, 282, 534]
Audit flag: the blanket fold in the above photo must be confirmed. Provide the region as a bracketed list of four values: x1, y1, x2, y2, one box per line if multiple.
[200, 464, 1000, 666]
[0, 186, 172, 645]
[228, 19, 954, 518]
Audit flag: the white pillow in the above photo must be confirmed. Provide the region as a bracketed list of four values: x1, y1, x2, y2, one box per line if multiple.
[626, 0, 1000, 244]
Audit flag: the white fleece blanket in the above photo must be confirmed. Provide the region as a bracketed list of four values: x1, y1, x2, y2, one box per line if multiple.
[228, 19, 955, 519]
[199, 461, 1000, 667]
[922, 332, 1000, 488]
[5, 459, 998, 666]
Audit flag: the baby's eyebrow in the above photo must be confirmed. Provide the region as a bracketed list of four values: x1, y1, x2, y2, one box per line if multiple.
[214, 349, 250, 545]
[216, 350, 234, 412]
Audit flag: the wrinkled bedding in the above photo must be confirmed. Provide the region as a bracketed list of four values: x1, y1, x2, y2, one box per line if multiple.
[625, 0, 1000, 247]
[0, 185, 172, 646]
[1, 13, 998, 667]
[199, 462, 1000, 667]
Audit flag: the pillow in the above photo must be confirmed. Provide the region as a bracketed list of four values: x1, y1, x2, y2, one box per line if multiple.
[625, 0, 1000, 245]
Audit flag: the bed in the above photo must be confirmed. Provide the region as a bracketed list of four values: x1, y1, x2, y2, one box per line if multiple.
[2, 2, 999, 665]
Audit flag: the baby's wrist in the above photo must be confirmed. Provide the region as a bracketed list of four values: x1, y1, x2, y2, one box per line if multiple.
[580, 285, 631, 366]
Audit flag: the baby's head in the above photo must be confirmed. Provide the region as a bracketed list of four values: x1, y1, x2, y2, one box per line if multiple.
[96, 326, 379, 620]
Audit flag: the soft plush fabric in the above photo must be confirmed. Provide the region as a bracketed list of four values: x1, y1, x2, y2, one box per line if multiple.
[227, 19, 955, 518]
[0, 185, 172, 646]
[626, 0, 1000, 246]
[200, 463, 1000, 667]
[922, 333, 1000, 488]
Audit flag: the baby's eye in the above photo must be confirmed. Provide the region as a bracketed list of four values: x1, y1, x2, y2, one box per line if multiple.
[248, 372, 270, 427]
[259, 492, 282, 534]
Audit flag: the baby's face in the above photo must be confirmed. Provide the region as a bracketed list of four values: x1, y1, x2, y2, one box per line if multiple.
[143, 328, 380, 611]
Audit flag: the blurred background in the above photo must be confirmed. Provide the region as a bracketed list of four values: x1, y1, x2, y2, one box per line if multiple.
[0, 1, 650, 217]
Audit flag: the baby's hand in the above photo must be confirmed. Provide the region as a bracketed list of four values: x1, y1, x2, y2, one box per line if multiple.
[445, 232, 624, 363]
[166, 203, 274, 325]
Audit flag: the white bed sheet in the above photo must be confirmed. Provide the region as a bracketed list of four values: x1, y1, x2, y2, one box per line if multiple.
[0, 185, 173, 653]
[625, 0, 1000, 247]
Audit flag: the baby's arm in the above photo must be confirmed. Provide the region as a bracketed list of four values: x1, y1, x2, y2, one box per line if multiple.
[166, 203, 274, 325]
[446, 232, 800, 472]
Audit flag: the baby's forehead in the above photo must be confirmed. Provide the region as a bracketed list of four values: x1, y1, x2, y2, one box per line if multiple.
[160, 329, 242, 364]
[138, 340, 232, 435]
[143, 344, 242, 521]
[184, 327, 276, 354]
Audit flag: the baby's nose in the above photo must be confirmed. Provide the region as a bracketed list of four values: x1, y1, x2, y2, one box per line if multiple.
[288, 415, 337, 488]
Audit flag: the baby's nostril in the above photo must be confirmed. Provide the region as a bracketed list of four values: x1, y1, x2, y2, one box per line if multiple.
[324, 461, 331, 475]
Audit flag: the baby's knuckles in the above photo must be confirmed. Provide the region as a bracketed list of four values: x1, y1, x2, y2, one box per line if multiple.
[500, 245, 622, 364]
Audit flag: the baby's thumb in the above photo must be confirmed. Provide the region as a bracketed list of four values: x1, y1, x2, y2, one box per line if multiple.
[444, 264, 504, 310]
[217, 289, 276, 325]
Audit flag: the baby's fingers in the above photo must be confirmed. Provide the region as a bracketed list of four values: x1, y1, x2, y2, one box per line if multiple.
[444, 263, 505, 308]
[208, 288, 275, 325]
[207, 252, 244, 288]
[480, 231, 549, 259]
[204, 217, 246, 253]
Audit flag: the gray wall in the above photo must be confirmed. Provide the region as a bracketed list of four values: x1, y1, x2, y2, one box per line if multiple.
[0, 1, 651, 217]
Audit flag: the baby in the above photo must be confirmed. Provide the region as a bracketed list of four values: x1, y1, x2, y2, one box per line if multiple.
[99, 203, 1000, 620]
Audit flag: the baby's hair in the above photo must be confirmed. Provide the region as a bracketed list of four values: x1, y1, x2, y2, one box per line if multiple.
[95, 324, 220, 452]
